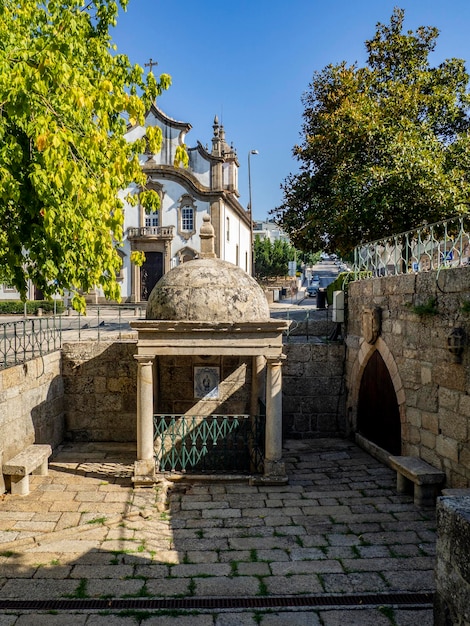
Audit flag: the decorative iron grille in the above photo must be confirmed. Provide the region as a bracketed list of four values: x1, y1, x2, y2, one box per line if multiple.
[153, 414, 265, 473]
[353, 214, 470, 278]
[1, 317, 62, 369]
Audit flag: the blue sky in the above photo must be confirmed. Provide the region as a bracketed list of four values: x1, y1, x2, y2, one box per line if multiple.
[112, 1, 470, 221]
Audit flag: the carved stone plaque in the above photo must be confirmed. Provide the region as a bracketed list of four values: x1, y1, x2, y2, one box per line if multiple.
[362, 307, 381, 345]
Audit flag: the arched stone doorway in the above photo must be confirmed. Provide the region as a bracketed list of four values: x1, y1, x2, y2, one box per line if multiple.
[357, 350, 401, 454]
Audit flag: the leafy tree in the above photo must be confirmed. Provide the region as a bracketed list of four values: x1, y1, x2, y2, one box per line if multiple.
[254, 236, 296, 280]
[274, 8, 470, 256]
[0, 0, 182, 311]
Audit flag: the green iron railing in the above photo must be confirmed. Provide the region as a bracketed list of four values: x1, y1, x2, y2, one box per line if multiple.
[153, 414, 265, 473]
[353, 214, 470, 278]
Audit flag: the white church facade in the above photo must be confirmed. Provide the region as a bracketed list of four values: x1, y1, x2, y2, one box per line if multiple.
[118, 106, 252, 302]
[0, 107, 252, 304]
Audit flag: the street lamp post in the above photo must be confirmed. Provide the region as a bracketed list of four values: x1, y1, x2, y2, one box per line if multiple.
[248, 149, 258, 277]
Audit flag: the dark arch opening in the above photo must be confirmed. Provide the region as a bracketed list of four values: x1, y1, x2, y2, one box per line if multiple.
[357, 350, 401, 455]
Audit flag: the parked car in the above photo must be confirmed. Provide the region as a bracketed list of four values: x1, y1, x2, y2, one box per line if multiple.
[307, 275, 320, 296]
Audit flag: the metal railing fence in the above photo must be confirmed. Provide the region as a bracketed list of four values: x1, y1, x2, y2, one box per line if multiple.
[154, 414, 265, 473]
[1, 317, 62, 369]
[353, 215, 470, 279]
[0, 305, 141, 370]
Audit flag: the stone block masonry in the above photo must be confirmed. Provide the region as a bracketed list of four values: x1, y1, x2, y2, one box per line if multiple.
[62, 341, 137, 442]
[346, 266, 470, 488]
[283, 342, 347, 438]
[435, 496, 470, 625]
[0, 350, 64, 464]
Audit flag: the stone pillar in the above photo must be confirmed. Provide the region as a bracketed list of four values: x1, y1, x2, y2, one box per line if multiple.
[130, 259, 139, 303]
[133, 355, 156, 485]
[263, 355, 287, 484]
[250, 355, 265, 418]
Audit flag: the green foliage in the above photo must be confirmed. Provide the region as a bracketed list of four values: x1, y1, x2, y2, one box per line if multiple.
[0, 300, 64, 315]
[254, 236, 296, 281]
[325, 271, 371, 304]
[274, 8, 470, 256]
[407, 297, 438, 316]
[0, 0, 171, 312]
[461, 300, 470, 314]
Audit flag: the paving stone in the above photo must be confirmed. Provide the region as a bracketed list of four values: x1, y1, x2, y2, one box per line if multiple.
[15, 616, 87, 625]
[318, 608, 395, 625]
[173, 538, 229, 551]
[321, 572, 389, 593]
[202, 509, 241, 519]
[341, 556, 433, 573]
[0, 531, 19, 543]
[392, 609, 434, 625]
[287, 547, 326, 561]
[144, 615, 214, 626]
[300, 534, 329, 548]
[382, 569, 435, 591]
[270, 560, 343, 576]
[214, 613, 259, 625]
[70, 564, 134, 579]
[355, 545, 391, 559]
[185, 550, 221, 564]
[181, 500, 227, 511]
[170, 563, 230, 577]
[85, 616, 137, 626]
[256, 549, 290, 562]
[217, 550, 251, 563]
[264, 573, 323, 595]
[0, 616, 18, 626]
[267, 524, 306, 535]
[260, 611, 322, 625]
[0, 578, 77, 599]
[237, 562, 271, 576]
[194, 575, 260, 596]
[229, 537, 296, 550]
[145, 577, 191, 596]
[85, 577, 143, 598]
[32, 565, 72, 578]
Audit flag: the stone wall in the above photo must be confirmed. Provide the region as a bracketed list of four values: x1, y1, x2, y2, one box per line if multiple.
[346, 267, 470, 487]
[157, 355, 251, 416]
[283, 342, 347, 438]
[434, 496, 470, 625]
[62, 341, 137, 442]
[0, 351, 64, 463]
[60, 339, 346, 442]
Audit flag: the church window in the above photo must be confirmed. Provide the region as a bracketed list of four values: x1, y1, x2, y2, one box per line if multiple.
[226, 217, 230, 242]
[182, 205, 194, 231]
[145, 211, 159, 228]
[177, 194, 196, 241]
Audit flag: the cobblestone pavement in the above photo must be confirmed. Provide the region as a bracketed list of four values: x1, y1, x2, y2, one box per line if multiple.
[0, 439, 436, 625]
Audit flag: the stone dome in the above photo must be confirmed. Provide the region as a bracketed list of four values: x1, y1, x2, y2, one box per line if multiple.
[146, 258, 270, 322]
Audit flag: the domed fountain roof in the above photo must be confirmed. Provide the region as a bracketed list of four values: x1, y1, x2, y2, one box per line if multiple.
[146, 215, 270, 322]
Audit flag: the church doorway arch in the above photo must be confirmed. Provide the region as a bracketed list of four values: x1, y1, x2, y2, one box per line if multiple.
[357, 350, 401, 454]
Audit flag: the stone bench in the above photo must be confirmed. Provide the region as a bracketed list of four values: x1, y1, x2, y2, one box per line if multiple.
[389, 455, 445, 507]
[2, 444, 52, 496]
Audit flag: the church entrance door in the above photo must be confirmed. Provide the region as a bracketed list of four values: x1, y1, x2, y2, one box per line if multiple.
[140, 252, 163, 301]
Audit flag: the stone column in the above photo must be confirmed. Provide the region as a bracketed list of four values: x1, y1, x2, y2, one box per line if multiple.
[264, 355, 287, 483]
[134, 355, 156, 485]
[250, 355, 265, 418]
[130, 259, 139, 303]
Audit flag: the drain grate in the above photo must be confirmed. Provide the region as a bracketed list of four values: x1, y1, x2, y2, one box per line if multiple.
[0, 592, 434, 612]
